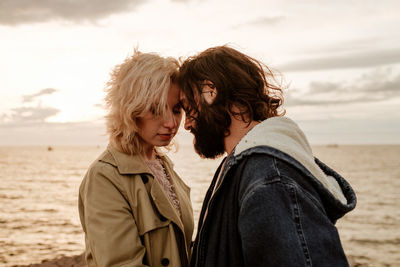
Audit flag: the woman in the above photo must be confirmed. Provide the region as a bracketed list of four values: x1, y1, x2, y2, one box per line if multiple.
[78, 50, 194, 267]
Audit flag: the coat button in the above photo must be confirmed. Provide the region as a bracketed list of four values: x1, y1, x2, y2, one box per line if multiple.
[161, 258, 169, 266]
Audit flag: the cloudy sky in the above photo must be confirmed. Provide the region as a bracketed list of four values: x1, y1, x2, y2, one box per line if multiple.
[0, 0, 399, 145]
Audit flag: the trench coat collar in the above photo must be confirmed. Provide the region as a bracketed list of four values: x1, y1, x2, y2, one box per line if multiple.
[103, 145, 174, 175]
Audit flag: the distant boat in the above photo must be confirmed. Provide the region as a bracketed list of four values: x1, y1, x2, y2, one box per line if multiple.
[327, 144, 339, 148]
[47, 146, 53, 151]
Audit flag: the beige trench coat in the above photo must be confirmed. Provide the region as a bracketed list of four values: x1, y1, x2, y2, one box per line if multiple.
[79, 146, 194, 267]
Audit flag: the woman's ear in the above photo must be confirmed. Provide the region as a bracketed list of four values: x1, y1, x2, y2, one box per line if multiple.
[202, 80, 217, 104]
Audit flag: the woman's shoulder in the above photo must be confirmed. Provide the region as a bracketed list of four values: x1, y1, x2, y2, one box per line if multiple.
[88, 149, 117, 171]
[82, 149, 123, 186]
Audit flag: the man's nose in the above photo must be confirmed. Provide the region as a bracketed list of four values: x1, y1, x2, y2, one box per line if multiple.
[184, 115, 192, 131]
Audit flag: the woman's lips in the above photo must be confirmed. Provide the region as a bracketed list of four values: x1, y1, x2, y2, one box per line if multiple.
[158, 133, 174, 141]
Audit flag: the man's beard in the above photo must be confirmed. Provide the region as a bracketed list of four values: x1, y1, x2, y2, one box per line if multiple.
[190, 105, 229, 159]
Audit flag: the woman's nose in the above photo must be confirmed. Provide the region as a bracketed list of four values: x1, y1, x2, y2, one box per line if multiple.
[163, 110, 177, 129]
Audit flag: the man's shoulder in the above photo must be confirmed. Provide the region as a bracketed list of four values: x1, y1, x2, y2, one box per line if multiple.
[233, 145, 308, 181]
[238, 152, 276, 173]
[231, 152, 278, 191]
[232, 147, 303, 200]
[232, 146, 281, 178]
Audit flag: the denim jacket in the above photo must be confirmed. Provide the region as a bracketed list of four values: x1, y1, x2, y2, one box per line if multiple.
[190, 117, 357, 267]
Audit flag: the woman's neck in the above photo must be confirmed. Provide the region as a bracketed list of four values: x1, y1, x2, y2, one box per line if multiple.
[141, 145, 157, 161]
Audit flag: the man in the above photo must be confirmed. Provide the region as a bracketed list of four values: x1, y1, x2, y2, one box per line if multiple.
[178, 46, 357, 267]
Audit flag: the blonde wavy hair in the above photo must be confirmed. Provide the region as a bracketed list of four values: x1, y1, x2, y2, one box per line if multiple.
[105, 49, 179, 155]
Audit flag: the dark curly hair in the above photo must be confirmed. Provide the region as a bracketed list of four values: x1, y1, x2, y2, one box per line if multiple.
[178, 45, 285, 131]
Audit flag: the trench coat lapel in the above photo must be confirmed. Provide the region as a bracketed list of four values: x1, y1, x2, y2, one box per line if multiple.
[150, 179, 185, 232]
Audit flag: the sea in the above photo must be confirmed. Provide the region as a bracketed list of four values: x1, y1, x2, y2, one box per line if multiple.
[0, 144, 399, 266]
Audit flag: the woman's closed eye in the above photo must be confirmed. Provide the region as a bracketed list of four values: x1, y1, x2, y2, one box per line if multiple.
[149, 105, 157, 115]
[173, 104, 182, 115]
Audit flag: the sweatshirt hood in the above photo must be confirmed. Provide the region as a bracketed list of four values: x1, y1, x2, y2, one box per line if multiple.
[234, 117, 348, 204]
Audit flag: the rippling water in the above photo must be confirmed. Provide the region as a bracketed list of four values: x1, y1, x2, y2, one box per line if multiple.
[0, 144, 399, 266]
